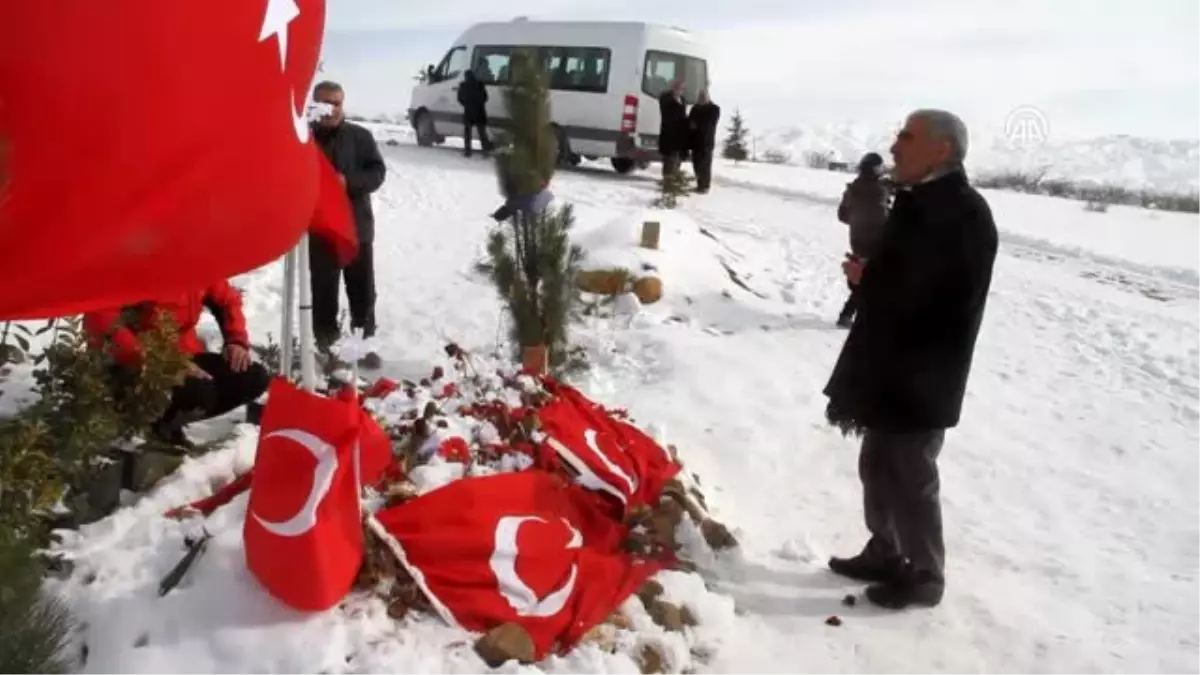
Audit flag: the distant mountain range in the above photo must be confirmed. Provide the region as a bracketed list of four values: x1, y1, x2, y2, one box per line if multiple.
[750, 123, 1200, 194]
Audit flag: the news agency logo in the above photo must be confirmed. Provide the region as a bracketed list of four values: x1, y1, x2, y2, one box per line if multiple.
[1004, 105, 1050, 152]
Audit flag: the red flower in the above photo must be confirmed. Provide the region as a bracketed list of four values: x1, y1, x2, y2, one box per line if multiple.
[437, 436, 471, 463]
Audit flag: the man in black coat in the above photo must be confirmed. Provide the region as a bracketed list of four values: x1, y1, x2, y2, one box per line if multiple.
[824, 109, 998, 610]
[657, 79, 688, 179]
[458, 69, 492, 158]
[309, 81, 387, 352]
[687, 88, 720, 193]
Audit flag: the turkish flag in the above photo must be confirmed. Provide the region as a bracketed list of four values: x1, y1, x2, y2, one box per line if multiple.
[310, 150, 358, 265]
[537, 382, 680, 514]
[332, 383, 398, 488]
[375, 472, 661, 659]
[243, 377, 365, 611]
[0, 0, 353, 319]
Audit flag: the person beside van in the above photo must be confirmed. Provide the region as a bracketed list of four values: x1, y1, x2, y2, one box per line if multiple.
[835, 152, 890, 327]
[687, 89, 720, 194]
[458, 69, 492, 158]
[658, 79, 689, 179]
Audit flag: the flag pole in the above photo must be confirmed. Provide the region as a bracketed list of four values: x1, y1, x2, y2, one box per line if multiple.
[280, 248, 296, 380]
[295, 234, 319, 391]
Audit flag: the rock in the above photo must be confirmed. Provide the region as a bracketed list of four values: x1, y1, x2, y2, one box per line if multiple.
[636, 579, 665, 606]
[633, 276, 663, 304]
[577, 269, 631, 296]
[842, 594, 857, 607]
[648, 512, 679, 549]
[605, 610, 633, 631]
[680, 605, 699, 627]
[636, 642, 667, 674]
[386, 597, 409, 621]
[474, 622, 535, 667]
[700, 518, 738, 551]
[647, 599, 686, 632]
[579, 623, 617, 652]
[825, 615, 843, 627]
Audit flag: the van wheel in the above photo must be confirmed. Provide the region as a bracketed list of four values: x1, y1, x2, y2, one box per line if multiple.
[611, 157, 636, 174]
[415, 112, 438, 147]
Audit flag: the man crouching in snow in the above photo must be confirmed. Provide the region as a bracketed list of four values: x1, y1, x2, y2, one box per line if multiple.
[84, 280, 270, 451]
[823, 109, 998, 609]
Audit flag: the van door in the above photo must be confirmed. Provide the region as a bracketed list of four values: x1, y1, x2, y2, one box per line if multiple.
[470, 45, 513, 133]
[427, 45, 470, 138]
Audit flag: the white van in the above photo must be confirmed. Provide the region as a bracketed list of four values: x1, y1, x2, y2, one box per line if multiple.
[407, 19, 710, 174]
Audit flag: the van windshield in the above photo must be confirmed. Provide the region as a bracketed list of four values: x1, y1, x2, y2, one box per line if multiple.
[642, 50, 708, 103]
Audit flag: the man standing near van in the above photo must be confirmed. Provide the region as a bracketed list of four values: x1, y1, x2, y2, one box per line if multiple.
[658, 79, 688, 179]
[687, 88, 720, 193]
[458, 69, 492, 158]
[309, 80, 387, 358]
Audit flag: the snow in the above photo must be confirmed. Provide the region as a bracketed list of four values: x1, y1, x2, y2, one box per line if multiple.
[12, 125, 1198, 672]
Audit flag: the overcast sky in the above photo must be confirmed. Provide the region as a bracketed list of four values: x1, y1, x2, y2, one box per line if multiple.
[318, 0, 1199, 141]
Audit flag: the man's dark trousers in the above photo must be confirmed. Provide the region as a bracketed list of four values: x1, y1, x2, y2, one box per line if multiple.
[464, 120, 491, 156]
[661, 153, 681, 180]
[309, 237, 377, 345]
[159, 352, 270, 430]
[692, 149, 713, 191]
[858, 429, 946, 580]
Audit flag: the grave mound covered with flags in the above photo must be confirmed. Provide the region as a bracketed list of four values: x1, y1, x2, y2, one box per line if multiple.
[159, 343, 738, 667]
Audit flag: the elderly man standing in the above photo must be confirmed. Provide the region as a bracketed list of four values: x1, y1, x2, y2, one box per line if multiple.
[824, 109, 998, 609]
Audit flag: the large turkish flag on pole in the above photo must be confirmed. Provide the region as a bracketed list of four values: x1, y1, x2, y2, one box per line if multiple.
[0, 0, 354, 320]
[375, 472, 662, 659]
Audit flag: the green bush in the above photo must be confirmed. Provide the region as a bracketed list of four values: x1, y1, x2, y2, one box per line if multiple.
[0, 532, 74, 673]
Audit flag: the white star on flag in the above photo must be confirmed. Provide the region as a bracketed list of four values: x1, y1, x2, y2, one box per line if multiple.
[259, 0, 300, 71]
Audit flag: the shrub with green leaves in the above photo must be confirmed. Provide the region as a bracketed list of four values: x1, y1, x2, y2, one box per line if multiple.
[0, 531, 73, 674]
[0, 312, 190, 538]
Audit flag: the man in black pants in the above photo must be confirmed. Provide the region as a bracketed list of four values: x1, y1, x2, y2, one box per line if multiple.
[458, 69, 492, 157]
[309, 81, 387, 355]
[687, 88, 720, 193]
[824, 109, 998, 610]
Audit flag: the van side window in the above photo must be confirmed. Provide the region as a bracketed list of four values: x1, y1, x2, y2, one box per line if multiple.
[476, 45, 610, 93]
[472, 46, 512, 84]
[643, 50, 707, 103]
[433, 45, 468, 83]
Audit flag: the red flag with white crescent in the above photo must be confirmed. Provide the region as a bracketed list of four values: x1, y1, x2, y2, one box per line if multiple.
[536, 381, 681, 515]
[0, 0, 353, 319]
[374, 471, 662, 660]
[243, 377, 364, 611]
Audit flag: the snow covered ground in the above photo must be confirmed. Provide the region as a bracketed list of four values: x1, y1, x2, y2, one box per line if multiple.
[16, 127, 1199, 672]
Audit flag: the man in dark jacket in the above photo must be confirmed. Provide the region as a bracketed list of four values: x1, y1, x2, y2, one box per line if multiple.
[458, 69, 491, 158]
[687, 88, 720, 193]
[308, 81, 387, 354]
[824, 109, 998, 610]
[835, 152, 890, 327]
[657, 79, 688, 180]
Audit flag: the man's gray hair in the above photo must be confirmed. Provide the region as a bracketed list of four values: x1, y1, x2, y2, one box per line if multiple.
[909, 109, 969, 164]
[313, 80, 343, 97]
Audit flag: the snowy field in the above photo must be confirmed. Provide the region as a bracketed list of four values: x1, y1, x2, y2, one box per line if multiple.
[14, 125, 1199, 673]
